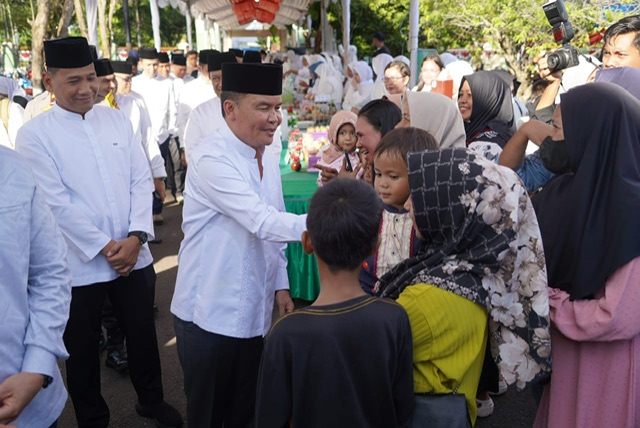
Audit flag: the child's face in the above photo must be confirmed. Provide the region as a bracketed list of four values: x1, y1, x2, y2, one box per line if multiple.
[337, 123, 357, 153]
[374, 152, 410, 211]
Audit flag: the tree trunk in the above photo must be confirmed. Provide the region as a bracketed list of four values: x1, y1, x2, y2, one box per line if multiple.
[108, 0, 117, 47]
[73, 0, 89, 38]
[31, 0, 50, 96]
[97, 0, 109, 57]
[56, 0, 74, 37]
[133, 0, 141, 47]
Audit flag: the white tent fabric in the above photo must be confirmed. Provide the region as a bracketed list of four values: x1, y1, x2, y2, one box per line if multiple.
[85, 0, 99, 50]
[187, 0, 312, 30]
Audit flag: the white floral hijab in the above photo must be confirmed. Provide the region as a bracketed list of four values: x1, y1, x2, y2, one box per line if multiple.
[376, 148, 551, 390]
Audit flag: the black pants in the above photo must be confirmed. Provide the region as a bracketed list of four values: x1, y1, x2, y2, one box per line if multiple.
[174, 316, 263, 428]
[64, 265, 164, 428]
[169, 137, 185, 195]
[154, 138, 171, 215]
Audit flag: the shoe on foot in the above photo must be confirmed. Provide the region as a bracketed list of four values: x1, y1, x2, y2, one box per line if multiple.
[489, 376, 508, 396]
[136, 401, 183, 428]
[175, 193, 184, 205]
[105, 344, 128, 372]
[476, 397, 494, 418]
[153, 214, 164, 226]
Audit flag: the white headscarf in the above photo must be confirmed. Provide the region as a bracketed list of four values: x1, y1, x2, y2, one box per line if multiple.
[349, 61, 375, 109]
[372, 53, 393, 99]
[445, 60, 474, 99]
[313, 63, 344, 104]
[394, 55, 411, 67]
[405, 91, 466, 148]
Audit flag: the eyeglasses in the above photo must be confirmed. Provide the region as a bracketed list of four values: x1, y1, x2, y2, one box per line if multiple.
[116, 76, 132, 83]
[382, 76, 404, 83]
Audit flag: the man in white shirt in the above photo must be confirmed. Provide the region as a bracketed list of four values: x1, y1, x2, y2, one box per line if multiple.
[171, 53, 193, 84]
[132, 47, 175, 225]
[182, 51, 237, 162]
[0, 146, 71, 428]
[15, 37, 182, 428]
[171, 62, 306, 428]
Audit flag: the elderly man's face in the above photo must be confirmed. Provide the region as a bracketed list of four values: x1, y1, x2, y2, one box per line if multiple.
[115, 73, 132, 95]
[44, 63, 98, 115]
[602, 32, 640, 69]
[172, 64, 187, 79]
[224, 94, 282, 148]
[209, 70, 222, 97]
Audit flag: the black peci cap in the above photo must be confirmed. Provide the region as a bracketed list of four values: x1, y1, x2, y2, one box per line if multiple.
[222, 63, 282, 95]
[44, 37, 94, 69]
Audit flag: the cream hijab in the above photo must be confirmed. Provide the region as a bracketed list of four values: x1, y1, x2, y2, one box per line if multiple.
[405, 91, 466, 148]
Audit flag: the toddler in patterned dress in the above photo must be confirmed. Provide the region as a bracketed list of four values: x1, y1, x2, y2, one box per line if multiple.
[360, 127, 439, 294]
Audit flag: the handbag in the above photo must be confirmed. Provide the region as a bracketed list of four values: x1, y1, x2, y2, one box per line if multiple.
[409, 386, 472, 428]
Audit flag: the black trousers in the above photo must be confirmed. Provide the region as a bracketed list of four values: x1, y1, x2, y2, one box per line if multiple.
[64, 264, 164, 428]
[174, 316, 263, 428]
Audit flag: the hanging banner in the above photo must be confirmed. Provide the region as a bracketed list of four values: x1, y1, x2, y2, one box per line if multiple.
[85, 0, 99, 51]
[149, 0, 162, 51]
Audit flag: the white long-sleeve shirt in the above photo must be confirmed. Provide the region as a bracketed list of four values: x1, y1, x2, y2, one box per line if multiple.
[0, 101, 24, 149]
[171, 121, 306, 338]
[0, 147, 71, 427]
[16, 104, 154, 287]
[117, 92, 166, 179]
[176, 76, 216, 142]
[132, 74, 175, 144]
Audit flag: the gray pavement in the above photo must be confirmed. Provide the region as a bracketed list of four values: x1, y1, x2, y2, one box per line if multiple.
[56, 197, 537, 427]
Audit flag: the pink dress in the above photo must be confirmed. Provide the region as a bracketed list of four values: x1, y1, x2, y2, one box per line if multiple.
[534, 257, 640, 428]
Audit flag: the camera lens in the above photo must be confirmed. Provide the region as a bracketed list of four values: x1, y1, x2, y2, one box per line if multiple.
[547, 52, 562, 71]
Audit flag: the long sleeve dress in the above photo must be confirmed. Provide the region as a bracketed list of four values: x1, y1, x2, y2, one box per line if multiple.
[534, 257, 640, 428]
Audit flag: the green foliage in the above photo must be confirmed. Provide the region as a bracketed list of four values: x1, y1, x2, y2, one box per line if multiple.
[110, 0, 187, 48]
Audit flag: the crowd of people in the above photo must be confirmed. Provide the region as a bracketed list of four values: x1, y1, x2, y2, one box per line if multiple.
[0, 12, 639, 428]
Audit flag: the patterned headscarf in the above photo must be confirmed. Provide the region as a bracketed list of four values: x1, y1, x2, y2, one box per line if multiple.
[376, 148, 551, 390]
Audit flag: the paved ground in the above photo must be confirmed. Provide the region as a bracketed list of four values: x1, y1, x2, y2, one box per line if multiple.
[57, 197, 538, 427]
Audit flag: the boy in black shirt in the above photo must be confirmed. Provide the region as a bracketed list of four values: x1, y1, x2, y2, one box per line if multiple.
[255, 178, 414, 428]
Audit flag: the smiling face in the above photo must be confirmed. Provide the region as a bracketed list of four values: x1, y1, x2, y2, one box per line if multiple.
[420, 60, 441, 87]
[374, 151, 410, 210]
[384, 65, 409, 94]
[158, 62, 171, 78]
[356, 115, 382, 163]
[209, 70, 222, 97]
[172, 63, 187, 79]
[224, 93, 283, 148]
[96, 74, 117, 103]
[457, 80, 473, 121]
[336, 123, 357, 153]
[44, 64, 99, 115]
[140, 58, 158, 78]
[602, 32, 640, 69]
[115, 72, 132, 95]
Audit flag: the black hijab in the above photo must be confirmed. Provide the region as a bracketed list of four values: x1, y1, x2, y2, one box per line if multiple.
[461, 71, 515, 147]
[533, 82, 640, 300]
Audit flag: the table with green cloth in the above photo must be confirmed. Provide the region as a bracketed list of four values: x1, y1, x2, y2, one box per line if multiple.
[279, 142, 320, 301]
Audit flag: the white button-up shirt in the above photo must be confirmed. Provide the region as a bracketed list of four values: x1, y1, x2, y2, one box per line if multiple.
[117, 92, 166, 179]
[16, 104, 154, 287]
[0, 147, 71, 427]
[132, 74, 175, 144]
[171, 122, 307, 338]
[176, 76, 216, 142]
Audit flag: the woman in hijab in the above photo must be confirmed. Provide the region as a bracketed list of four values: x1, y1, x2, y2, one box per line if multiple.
[532, 83, 640, 428]
[397, 91, 466, 148]
[344, 61, 375, 114]
[306, 62, 343, 105]
[372, 53, 394, 99]
[595, 66, 640, 99]
[458, 71, 515, 162]
[377, 148, 551, 426]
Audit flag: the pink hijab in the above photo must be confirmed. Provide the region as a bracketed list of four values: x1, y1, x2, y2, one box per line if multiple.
[322, 110, 358, 163]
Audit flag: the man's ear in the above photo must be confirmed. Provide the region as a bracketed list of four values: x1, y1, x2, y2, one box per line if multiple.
[43, 71, 54, 93]
[223, 99, 236, 120]
[301, 231, 314, 255]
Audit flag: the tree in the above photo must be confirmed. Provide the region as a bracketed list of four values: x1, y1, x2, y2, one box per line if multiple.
[30, 0, 49, 94]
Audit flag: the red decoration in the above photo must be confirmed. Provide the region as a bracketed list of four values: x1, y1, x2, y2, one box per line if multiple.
[255, 0, 280, 14]
[291, 161, 301, 171]
[233, 0, 256, 24]
[255, 8, 275, 23]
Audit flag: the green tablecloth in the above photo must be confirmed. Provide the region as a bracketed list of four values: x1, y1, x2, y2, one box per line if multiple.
[280, 143, 320, 301]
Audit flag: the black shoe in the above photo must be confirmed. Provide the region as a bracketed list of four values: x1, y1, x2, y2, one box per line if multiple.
[105, 344, 128, 372]
[136, 401, 183, 428]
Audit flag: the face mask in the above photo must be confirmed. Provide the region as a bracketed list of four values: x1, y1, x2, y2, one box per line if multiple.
[539, 136, 572, 174]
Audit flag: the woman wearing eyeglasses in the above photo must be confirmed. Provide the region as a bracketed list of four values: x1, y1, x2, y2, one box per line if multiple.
[383, 60, 411, 96]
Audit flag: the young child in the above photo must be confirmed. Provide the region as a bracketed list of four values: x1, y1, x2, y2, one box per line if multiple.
[316, 110, 363, 186]
[360, 127, 439, 294]
[255, 178, 414, 428]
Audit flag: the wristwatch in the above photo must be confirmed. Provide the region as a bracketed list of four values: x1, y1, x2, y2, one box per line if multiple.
[42, 375, 53, 389]
[127, 231, 148, 245]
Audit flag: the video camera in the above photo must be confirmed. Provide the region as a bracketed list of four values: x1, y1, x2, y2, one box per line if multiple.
[542, 0, 580, 72]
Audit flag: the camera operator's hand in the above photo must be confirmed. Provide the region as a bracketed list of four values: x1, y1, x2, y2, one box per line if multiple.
[536, 53, 563, 81]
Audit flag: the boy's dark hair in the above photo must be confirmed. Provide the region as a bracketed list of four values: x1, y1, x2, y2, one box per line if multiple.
[604, 15, 640, 51]
[374, 127, 439, 163]
[358, 99, 402, 138]
[186, 50, 198, 57]
[307, 178, 382, 272]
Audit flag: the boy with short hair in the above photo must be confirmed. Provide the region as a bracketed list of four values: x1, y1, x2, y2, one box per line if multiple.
[255, 178, 414, 428]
